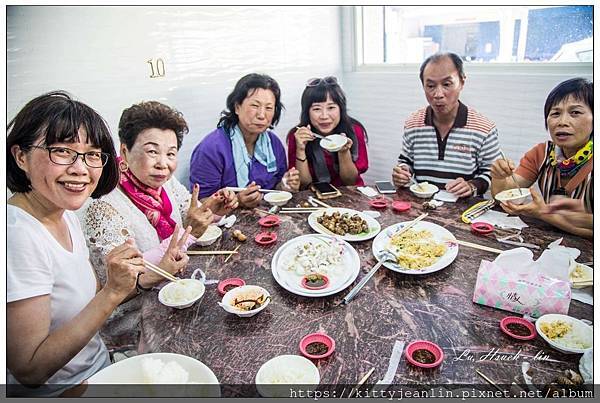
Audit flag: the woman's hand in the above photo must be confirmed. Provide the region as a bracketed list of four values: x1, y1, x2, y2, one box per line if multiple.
[392, 164, 412, 187]
[338, 133, 353, 154]
[491, 158, 516, 180]
[157, 225, 191, 277]
[281, 167, 300, 192]
[203, 188, 239, 216]
[445, 177, 473, 198]
[185, 184, 214, 237]
[104, 239, 145, 300]
[238, 181, 263, 208]
[294, 125, 315, 152]
[500, 187, 544, 219]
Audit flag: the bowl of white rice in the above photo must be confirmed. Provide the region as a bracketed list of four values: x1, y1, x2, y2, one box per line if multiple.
[494, 188, 531, 205]
[255, 355, 320, 397]
[536, 314, 593, 354]
[159, 279, 206, 309]
[195, 225, 222, 246]
[85, 353, 220, 397]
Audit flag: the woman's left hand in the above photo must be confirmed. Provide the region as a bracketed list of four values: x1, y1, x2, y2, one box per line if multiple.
[281, 167, 300, 192]
[338, 133, 353, 154]
[204, 188, 239, 216]
[157, 225, 191, 276]
[500, 187, 544, 219]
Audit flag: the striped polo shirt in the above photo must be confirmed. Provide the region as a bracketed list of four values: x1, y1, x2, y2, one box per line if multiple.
[515, 141, 593, 213]
[398, 102, 501, 195]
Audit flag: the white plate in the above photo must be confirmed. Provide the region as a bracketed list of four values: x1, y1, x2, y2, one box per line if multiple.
[536, 314, 593, 354]
[271, 234, 360, 297]
[307, 208, 381, 242]
[372, 221, 459, 275]
[256, 355, 320, 397]
[86, 353, 220, 397]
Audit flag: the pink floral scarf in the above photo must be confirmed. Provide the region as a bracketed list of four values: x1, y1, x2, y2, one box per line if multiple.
[118, 157, 176, 240]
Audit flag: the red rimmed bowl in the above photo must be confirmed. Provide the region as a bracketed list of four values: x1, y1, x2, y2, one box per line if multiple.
[299, 333, 336, 360]
[254, 231, 277, 246]
[500, 316, 537, 340]
[392, 201, 412, 213]
[471, 222, 494, 236]
[258, 215, 281, 228]
[405, 340, 444, 369]
[217, 278, 246, 296]
[369, 198, 388, 209]
[301, 274, 330, 290]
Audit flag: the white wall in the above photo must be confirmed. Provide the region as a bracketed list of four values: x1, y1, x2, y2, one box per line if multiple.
[7, 5, 343, 185]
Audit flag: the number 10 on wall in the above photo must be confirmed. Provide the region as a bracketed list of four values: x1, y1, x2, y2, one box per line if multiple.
[147, 58, 165, 78]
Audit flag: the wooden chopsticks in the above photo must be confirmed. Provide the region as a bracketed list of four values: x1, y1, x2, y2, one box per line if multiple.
[449, 239, 504, 254]
[186, 250, 240, 255]
[308, 196, 333, 209]
[224, 244, 241, 263]
[348, 367, 375, 398]
[144, 260, 179, 283]
[395, 213, 428, 236]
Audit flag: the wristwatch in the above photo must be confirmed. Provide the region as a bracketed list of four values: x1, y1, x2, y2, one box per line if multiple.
[468, 182, 478, 196]
[136, 273, 152, 291]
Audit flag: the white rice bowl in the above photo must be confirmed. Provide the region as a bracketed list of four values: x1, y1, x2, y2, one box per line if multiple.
[159, 279, 206, 309]
[264, 191, 292, 206]
[195, 225, 222, 246]
[536, 314, 593, 354]
[409, 182, 439, 198]
[494, 188, 531, 205]
[320, 134, 347, 152]
[256, 355, 320, 397]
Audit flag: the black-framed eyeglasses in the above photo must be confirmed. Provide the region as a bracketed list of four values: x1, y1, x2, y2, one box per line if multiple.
[306, 76, 339, 88]
[30, 145, 109, 168]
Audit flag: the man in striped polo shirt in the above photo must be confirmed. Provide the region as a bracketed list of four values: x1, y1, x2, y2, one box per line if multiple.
[392, 52, 501, 198]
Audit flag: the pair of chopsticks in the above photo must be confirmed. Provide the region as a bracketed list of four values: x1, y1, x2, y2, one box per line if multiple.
[396, 213, 429, 235]
[449, 239, 503, 254]
[186, 250, 239, 256]
[571, 278, 593, 287]
[225, 186, 280, 194]
[499, 150, 523, 196]
[476, 370, 504, 393]
[280, 207, 325, 214]
[111, 243, 179, 283]
[308, 196, 333, 209]
[224, 244, 241, 263]
[348, 367, 375, 398]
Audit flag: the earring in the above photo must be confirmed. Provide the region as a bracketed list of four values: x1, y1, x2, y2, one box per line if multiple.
[119, 160, 129, 172]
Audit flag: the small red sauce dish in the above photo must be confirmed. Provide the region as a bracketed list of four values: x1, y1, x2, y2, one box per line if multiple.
[299, 333, 336, 359]
[254, 231, 277, 246]
[301, 274, 330, 290]
[258, 215, 281, 227]
[217, 278, 246, 296]
[369, 198, 388, 209]
[405, 340, 444, 369]
[500, 316, 537, 340]
[392, 201, 411, 213]
[471, 222, 494, 235]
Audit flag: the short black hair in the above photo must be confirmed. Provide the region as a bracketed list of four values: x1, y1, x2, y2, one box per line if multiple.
[544, 78, 593, 129]
[419, 52, 466, 84]
[7, 90, 119, 198]
[217, 73, 284, 134]
[118, 101, 189, 150]
[291, 77, 368, 143]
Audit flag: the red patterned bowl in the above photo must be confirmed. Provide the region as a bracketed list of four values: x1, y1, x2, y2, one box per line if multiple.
[500, 316, 536, 340]
[369, 198, 389, 209]
[217, 278, 246, 296]
[258, 215, 281, 227]
[301, 274, 330, 290]
[299, 333, 336, 359]
[405, 340, 443, 369]
[254, 231, 277, 246]
[392, 201, 412, 212]
[471, 222, 494, 235]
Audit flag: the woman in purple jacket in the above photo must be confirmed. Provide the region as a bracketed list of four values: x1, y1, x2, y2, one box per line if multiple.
[190, 73, 299, 208]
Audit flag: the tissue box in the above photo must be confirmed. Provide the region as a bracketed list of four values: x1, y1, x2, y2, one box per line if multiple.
[473, 260, 571, 317]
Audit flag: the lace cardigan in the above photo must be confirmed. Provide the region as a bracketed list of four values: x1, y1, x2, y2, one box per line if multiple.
[82, 177, 192, 347]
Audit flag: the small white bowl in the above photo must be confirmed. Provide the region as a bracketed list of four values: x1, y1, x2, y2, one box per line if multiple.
[320, 134, 347, 152]
[494, 188, 531, 205]
[218, 285, 271, 318]
[195, 225, 222, 246]
[158, 270, 206, 309]
[536, 314, 593, 354]
[409, 182, 439, 198]
[568, 259, 593, 289]
[255, 355, 320, 397]
[264, 191, 292, 207]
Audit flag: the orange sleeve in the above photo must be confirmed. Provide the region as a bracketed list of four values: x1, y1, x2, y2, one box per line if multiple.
[515, 142, 547, 182]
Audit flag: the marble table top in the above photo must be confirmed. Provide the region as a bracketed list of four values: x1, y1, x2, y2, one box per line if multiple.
[139, 187, 593, 397]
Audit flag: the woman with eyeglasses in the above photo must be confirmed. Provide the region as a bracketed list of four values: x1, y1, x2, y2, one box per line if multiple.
[491, 78, 593, 238]
[190, 73, 300, 208]
[288, 76, 369, 188]
[6, 91, 153, 396]
[81, 101, 238, 350]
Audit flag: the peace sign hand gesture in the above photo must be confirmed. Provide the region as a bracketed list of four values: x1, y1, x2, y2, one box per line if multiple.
[185, 184, 214, 238]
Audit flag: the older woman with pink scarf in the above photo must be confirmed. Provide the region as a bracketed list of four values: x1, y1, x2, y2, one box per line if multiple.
[82, 101, 237, 349]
